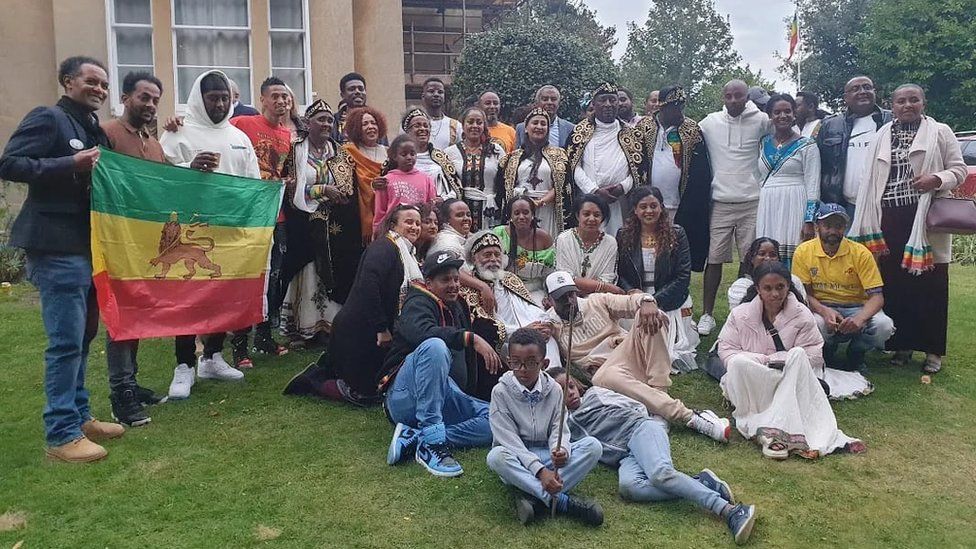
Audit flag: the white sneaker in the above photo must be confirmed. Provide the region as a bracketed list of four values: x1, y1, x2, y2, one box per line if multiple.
[697, 314, 717, 336]
[687, 409, 731, 442]
[168, 364, 195, 400]
[198, 352, 245, 381]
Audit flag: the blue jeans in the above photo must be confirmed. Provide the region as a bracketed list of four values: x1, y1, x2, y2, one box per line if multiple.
[25, 252, 99, 446]
[618, 420, 728, 516]
[385, 338, 491, 447]
[486, 437, 603, 505]
[815, 305, 895, 368]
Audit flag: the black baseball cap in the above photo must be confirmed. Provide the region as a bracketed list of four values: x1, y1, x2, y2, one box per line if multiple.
[422, 249, 465, 278]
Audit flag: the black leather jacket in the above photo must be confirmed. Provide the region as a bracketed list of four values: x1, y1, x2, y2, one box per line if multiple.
[816, 106, 892, 206]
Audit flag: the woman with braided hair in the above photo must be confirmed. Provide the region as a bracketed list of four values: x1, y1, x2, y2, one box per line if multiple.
[446, 106, 506, 230]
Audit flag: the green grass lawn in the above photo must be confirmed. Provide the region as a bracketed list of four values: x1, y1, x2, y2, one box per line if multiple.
[2, 265, 976, 548]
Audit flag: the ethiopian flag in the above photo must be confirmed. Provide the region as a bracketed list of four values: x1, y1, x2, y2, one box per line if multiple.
[787, 12, 800, 61]
[90, 148, 283, 340]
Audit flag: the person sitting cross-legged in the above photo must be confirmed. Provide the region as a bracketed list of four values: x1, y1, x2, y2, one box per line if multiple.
[550, 367, 757, 545]
[486, 328, 604, 526]
[382, 250, 499, 478]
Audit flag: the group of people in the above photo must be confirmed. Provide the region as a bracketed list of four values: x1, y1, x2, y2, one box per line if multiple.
[2, 53, 967, 545]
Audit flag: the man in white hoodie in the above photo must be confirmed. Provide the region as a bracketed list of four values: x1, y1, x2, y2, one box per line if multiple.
[160, 70, 261, 399]
[697, 80, 771, 335]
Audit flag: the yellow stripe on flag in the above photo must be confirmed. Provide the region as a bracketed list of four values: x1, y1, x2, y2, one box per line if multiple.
[91, 211, 273, 281]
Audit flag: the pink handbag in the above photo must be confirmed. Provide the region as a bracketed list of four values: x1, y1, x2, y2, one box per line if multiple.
[927, 196, 976, 235]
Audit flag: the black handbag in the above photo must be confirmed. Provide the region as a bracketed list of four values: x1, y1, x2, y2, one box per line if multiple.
[762, 315, 830, 396]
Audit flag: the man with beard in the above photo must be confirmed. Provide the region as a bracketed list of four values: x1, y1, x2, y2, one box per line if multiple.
[566, 82, 644, 235]
[382, 250, 499, 478]
[333, 72, 368, 143]
[460, 231, 562, 399]
[816, 76, 892, 213]
[617, 87, 641, 126]
[515, 85, 576, 149]
[420, 77, 462, 150]
[479, 91, 516, 153]
[792, 204, 894, 372]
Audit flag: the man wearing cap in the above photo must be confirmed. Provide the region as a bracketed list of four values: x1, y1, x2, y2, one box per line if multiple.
[635, 85, 713, 271]
[461, 231, 562, 399]
[543, 271, 731, 442]
[566, 82, 644, 235]
[380, 249, 500, 478]
[696, 79, 772, 336]
[792, 204, 894, 371]
[747, 86, 771, 113]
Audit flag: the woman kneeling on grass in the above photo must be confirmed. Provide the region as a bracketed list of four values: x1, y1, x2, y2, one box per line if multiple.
[717, 261, 865, 460]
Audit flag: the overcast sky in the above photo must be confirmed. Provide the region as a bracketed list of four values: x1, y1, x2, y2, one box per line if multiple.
[583, 0, 797, 92]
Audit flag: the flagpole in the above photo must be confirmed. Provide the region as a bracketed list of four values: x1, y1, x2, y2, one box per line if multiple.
[796, 1, 802, 91]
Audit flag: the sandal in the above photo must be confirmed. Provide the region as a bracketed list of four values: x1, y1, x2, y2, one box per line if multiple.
[890, 351, 912, 366]
[757, 435, 789, 460]
[922, 354, 942, 374]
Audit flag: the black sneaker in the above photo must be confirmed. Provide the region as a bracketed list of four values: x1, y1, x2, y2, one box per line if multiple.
[134, 384, 166, 406]
[253, 334, 288, 356]
[231, 333, 253, 369]
[563, 495, 604, 526]
[515, 492, 549, 525]
[111, 389, 151, 427]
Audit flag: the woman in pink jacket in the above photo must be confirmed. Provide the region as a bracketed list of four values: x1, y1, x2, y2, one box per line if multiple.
[717, 261, 864, 460]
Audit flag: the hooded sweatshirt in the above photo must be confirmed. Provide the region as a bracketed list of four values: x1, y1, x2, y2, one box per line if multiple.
[160, 70, 260, 179]
[489, 371, 570, 477]
[567, 386, 667, 466]
[698, 100, 770, 203]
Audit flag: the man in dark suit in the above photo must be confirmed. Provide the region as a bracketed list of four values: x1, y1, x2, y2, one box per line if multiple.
[230, 78, 259, 118]
[515, 85, 576, 149]
[0, 56, 125, 463]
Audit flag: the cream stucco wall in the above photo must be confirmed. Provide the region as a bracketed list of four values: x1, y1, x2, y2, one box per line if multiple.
[352, 0, 407, 140]
[0, 0, 57, 145]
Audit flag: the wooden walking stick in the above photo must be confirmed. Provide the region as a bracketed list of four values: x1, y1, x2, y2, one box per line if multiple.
[551, 298, 575, 518]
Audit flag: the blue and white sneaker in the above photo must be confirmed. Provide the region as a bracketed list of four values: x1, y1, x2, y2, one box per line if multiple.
[727, 503, 756, 545]
[415, 441, 463, 477]
[695, 468, 735, 504]
[387, 423, 419, 465]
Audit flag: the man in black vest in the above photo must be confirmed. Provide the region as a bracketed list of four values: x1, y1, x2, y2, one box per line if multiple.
[0, 56, 125, 463]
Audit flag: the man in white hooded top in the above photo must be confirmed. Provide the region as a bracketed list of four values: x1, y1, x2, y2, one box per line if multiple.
[160, 70, 261, 399]
[566, 83, 644, 237]
[696, 79, 771, 336]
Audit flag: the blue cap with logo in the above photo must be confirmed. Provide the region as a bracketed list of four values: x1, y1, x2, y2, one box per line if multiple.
[816, 203, 850, 223]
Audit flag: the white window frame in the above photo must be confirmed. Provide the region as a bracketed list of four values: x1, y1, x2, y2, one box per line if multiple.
[170, 0, 253, 114]
[268, 0, 312, 109]
[105, 0, 156, 117]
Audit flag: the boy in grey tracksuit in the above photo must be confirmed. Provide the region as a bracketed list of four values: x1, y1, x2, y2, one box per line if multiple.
[549, 367, 759, 545]
[486, 328, 604, 526]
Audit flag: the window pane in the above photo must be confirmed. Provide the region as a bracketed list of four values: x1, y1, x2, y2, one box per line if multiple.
[117, 65, 155, 88]
[178, 68, 251, 104]
[116, 28, 153, 65]
[175, 0, 248, 27]
[270, 0, 303, 29]
[275, 69, 306, 105]
[114, 0, 151, 24]
[176, 29, 249, 67]
[271, 32, 304, 68]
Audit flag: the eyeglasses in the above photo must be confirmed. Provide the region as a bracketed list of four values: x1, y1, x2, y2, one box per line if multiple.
[507, 358, 542, 371]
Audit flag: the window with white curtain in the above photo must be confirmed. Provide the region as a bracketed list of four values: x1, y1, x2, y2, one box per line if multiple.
[269, 0, 309, 106]
[173, 0, 252, 105]
[108, 0, 155, 115]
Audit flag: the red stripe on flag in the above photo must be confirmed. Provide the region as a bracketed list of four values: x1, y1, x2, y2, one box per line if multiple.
[94, 272, 267, 340]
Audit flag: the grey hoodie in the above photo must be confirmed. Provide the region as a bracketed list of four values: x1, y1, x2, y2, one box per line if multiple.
[568, 386, 668, 466]
[698, 100, 771, 203]
[489, 371, 570, 477]
[160, 70, 260, 179]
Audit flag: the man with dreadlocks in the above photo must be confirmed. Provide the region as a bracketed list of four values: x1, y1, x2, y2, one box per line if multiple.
[635, 85, 713, 272]
[566, 82, 644, 236]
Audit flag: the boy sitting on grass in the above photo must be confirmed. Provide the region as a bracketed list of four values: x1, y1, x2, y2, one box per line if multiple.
[486, 328, 604, 526]
[549, 367, 758, 545]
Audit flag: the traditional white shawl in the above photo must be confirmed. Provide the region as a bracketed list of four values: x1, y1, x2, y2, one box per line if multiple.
[389, 230, 423, 290]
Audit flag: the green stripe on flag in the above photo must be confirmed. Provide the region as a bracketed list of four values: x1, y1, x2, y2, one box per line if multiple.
[91, 147, 282, 228]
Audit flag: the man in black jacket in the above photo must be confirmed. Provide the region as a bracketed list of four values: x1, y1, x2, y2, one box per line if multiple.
[382, 250, 500, 478]
[816, 76, 892, 212]
[0, 56, 124, 463]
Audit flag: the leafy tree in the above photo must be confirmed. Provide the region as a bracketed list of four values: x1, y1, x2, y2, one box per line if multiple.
[686, 65, 777, 121]
[452, 22, 616, 123]
[857, 0, 976, 129]
[506, 0, 617, 56]
[618, 0, 743, 112]
[776, 0, 871, 110]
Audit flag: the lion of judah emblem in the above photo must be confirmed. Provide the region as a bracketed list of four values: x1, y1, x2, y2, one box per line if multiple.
[149, 212, 222, 279]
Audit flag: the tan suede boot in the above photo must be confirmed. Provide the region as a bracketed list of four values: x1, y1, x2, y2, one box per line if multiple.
[46, 437, 107, 463]
[81, 419, 125, 441]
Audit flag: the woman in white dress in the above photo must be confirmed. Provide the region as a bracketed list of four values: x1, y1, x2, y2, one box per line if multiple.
[718, 261, 865, 460]
[756, 94, 821, 267]
[446, 106, 505, 230]
[495, 106, 569, 236]
[555, 193, 623, 295]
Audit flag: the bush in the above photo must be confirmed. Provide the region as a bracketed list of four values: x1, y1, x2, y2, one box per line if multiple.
[953, 235, 976, 266]
[0, 245, 25, 283]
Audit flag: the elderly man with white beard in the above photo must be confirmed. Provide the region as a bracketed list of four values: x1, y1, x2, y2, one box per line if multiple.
[459, 231, 562, 400]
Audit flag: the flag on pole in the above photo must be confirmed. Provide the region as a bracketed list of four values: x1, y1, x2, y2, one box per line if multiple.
[787, 12, 800, 61]
[90, 147, 283, 340]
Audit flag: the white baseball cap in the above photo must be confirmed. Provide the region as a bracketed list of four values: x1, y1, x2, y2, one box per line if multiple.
[545, 270, 579, 300]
